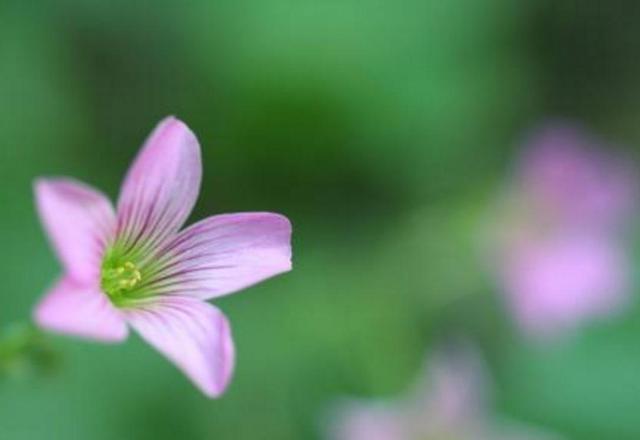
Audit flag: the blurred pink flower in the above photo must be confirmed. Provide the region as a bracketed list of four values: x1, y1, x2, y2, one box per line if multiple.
[494, 124, 636, 340]
[328, 344, 561, 440]
[33, 117, 292, 397]
[518, 126, 636, 231]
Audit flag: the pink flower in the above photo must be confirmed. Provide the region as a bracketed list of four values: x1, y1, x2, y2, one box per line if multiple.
[493, 124, 636, 340]
[501, 234, 629, 339]
[328, 344, 561, 440]
[33, 117, 292, 397]
[517, 126, 636, 232]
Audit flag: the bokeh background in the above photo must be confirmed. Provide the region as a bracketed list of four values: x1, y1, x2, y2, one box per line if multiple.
[2, 1, 640, 439]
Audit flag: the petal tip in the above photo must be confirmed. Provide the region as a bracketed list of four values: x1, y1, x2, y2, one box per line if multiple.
[33, 304, 129, 344]
[124, 298, 236, 398]
[33, 177, 102, 201]
[155, 115, 195, 141]
[200, 370, 233, 398]
[244, 212, 294, 274]
[33, 281, 129, 344]
[273, 213, 293, 269]
[194, 311, 236, 398]
[33, 177, 47, 192]
[33, 311, 128, 344]
[33, 177, 58, 200]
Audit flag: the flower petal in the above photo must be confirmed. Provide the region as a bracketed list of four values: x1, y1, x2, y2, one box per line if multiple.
[34, 277, 128, 342]
[116, 116, 202, 255]
[124, 296, 235, 398]
[142, 213, 292, 299]
[34, 178, 116, 283]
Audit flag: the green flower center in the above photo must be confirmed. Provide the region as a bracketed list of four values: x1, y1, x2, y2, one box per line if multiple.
[100, 242, 171, 306]
[101, 259, 142, 301]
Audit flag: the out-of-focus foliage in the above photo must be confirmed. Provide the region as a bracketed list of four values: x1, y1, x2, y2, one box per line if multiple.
[0, 324, 58, 379]
[3, 1, 640, 439]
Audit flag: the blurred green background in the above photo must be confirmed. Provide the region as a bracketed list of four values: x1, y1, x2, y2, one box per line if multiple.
[2, 1, 640, 439]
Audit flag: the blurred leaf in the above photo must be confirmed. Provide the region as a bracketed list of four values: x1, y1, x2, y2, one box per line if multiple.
[0, 323, 59, 380]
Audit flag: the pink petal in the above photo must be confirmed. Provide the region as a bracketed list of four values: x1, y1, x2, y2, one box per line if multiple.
[141, 213, 292, 299]
[34, 178, 116, 283]
[116, 116, 202, 255]
[33, 277, 128, 343]
[124, 296, 235, 398]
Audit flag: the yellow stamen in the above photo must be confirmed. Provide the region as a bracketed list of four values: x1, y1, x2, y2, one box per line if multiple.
[102, 261, 142, 297]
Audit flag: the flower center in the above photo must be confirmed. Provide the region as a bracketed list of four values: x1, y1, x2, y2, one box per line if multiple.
[101, 261, 142, 298]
